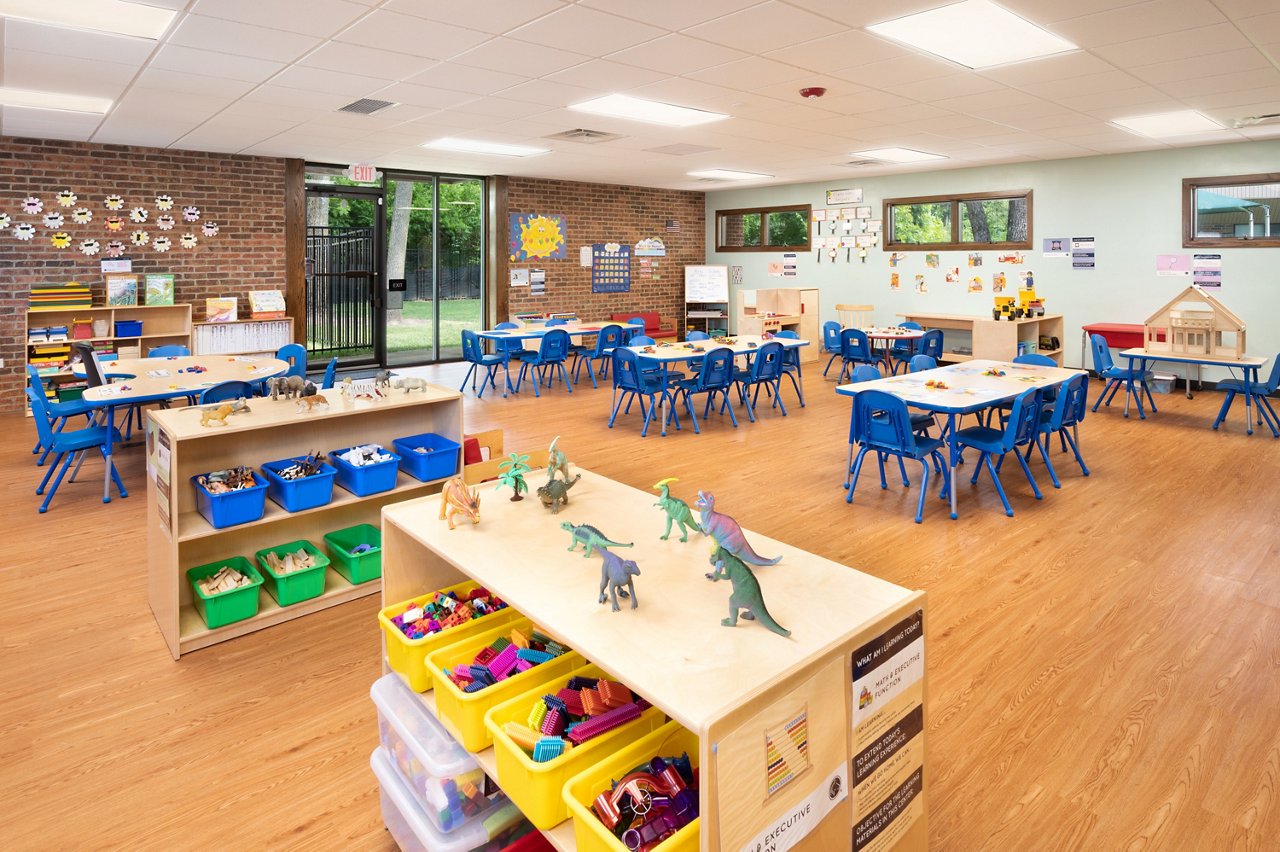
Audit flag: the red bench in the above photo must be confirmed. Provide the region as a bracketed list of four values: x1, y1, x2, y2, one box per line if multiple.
[609, 311, 677, 340]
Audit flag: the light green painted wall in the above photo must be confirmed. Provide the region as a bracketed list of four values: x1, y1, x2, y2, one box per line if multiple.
[705, 140, 1279, 372]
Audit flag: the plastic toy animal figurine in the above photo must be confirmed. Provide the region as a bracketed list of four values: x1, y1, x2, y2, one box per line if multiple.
[374, 369, 392, 389]
[393, 376, 429, 393]
[301, 380, 318, 397]
[296, 395, 329, 413]
[341, 377, 381, 399]
[561, 522, 632, 558]
[653, 477, 702, 542]
[706, 545, 790, 637]
[695, 491, 781, 566]
[496, 452, 532, 501]
[547, 435, 570, 483]
[597, 547, 639, 612]
[538, 473, 580, 514]
[199, 397, 250, 427]
[268, 374, 306, 400]
[439, 475, 481, 529]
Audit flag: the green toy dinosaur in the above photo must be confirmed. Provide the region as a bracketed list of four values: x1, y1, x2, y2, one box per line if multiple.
[706, 544, 790, 638]
[652, 477, 702, 542]
[538, 473, 580, 514]
[561, 522, 633, 558]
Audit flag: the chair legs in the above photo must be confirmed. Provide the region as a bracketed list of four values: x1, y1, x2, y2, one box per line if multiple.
[35, 446, 125, 512]
[823, 352, 841, 377]
[846, 447, 949, 523]
[781, 369, 805, 407]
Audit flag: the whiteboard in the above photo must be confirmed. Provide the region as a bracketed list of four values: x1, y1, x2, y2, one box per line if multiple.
[685, 265, 729, 302]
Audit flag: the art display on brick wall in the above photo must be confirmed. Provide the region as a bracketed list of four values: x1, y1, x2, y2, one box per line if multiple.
[591, 242, 631, 293]
[0, 190, 221, 253]
[509, 212, 567, 261]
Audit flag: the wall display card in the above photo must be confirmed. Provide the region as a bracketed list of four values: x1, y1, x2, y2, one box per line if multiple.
[101, 258, 132, 273]
[866, 219, 882, 233]
[509, 268, 530, 287]
[997, 252, 1025, 265]
[508, 212, 567, 261]
[529, 268, 546, 296]
[968, 276, 984, 292]
[1071, 236, 1095, 270]
[591, 242, 631, 293]
[782, 252, 798, 277]
[1042, 237, 1069, 257]
[839, 207, 860, 221]
[1019, 270, 1035, 288]
[812, 209, 827, 226]
[890, 272, 900, 291]
[205, 297, 237, 322]
[925, 253, 940, 268]
[144, 274, 175, 306]
[855, 234, 875, 248]
[914, 275, 927, 294]
[888, 252, 907, 267]
[1156, 254, 1191, 276]
[967, 252, 983, 267]
[992, 272, 1007, 292]
[945, 267, 960, 284]
[854, 206, 873, 219]
[634, 237, 666, 257]
[827, 188, 863, 205]
[579, 245, 592, 267]
[105, 273, 138, 306]
[767, 261, 785, 277]
[730, 265, 744, 287]
[1193, 254, 1222, 288]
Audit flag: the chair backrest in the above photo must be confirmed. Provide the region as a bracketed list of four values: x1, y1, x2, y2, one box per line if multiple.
[773, 330, 800, 365]
[1002, 388, 1042, 452]
[537, 328, 570, 361]
[850, 365, 881, 384]
[200, 380, 255, 404]
[545, 318, 568, 326]
[1262, 355, 1280, 392]
[595, 324, 624, 354]
[840, 328, 872, 360]
[495, 322, 526, 353]
[687, 330, 710, 341]
[919, 329, 943, 360]
[276, 343, 307, 379]
[625, 317, 646, 327]
[611, 347, 643, 391]
[632, 335, 656, 346]
[697, 347, 736, 391]
[461, 329, 480, 364]
[321, 357, 338, 389]
[774, 330, 799, 339]
[1014, 353, 1056, 367]
[899, 321, 923, 331]
[749, 341, 785, 382]
[909, 354, 937, 373]
[71, 341, 107, 388]
[1089, 334, 1115, 373]
[148, 344, 190, 357]
[822, 320, 842, 353]
[26, 364, 45, 392]
[852, 389, 916, 452]
[836, 303, 873, 329]
[26, 385, 58, 448]
[1057, 374, 1089, 429]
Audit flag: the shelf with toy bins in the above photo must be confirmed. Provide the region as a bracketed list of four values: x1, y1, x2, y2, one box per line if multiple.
[898, 307, 1064, 366]
[146, 381, 463, 659]
[379, 459, 929, 851]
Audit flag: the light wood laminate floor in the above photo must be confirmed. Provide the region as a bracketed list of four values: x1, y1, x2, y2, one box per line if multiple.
[1, 364, 1276, 850]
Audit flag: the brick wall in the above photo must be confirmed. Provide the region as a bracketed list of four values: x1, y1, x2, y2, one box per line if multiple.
[0, 136, 288, 412]
[504, 177, 704, 328]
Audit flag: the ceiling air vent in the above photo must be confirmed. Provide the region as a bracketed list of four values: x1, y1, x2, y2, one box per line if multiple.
[1231, 112, 1280, 128]
[337, 98, 398, 115]
[545, 128, 622, 143]
[839, 160, 880, 168]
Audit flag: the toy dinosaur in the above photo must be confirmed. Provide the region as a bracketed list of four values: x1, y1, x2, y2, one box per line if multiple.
[199, 397, 250, 427]
[597, 547, 639, 612]
[439, 475, 481, 529]
[561, 522, 632, 558]
[547, 435, 570, 482]
[652, 478, 701, 542]
[695, 491, 781, 566]
[268, 374, 306, 400]
[706, 544, 790, 637]
[538, 473, 580, 514]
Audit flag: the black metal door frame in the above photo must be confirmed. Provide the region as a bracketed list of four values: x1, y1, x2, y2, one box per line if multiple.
[304, 181, 385, 367]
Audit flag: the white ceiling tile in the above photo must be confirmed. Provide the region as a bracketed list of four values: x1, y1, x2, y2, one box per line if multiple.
[813, 90, 914, 114]
[607, 34, 748, 75]
[892, 74, 1007, 103]
[147, 45, 285, 83]
[1237, 123, 1280, 139]
[93, 117, 204, 148]
[451, 37, 591, 77]
[748, 75, 868, 103]
[191, 0, 368, 38]
[0, 106, 101, 141]
[683, 2, 840, 54]
[507, 6, 666, 54]
[999, 0, 1154, 25]
[1163, 128, 1248, 145]
[689, 57, 814, 90]
[930, 89, 1044, 115]
[1240, 12, 1280, 42]
[449, 97, 552, 119]
[366, 82, 475, 110]
[112, 87, 235, 120]
[134, 67, 256, 99]
[1051, 0, 1227, 47]
[241, 84, 354, 111]
[3, 51, 136, 100]
[624, 77, 769, 112]
[168, 14, 322, 62]
[1126, 49, 1270, 84]
[777, 0, 947, 28]
[1001, 113, 1102, 133]
[382, 0, 567, 35]
[764, 30, 910, 74]
[334, 11, 490, 60]
[4, 19, 156, 65]
[544, 60, 669, 91]
[270, 65, 394, 98]
[1053, 86, 1181, 111]
[709, 118, 803, 143]
[491, 79, 607, 108]
[299, 42, 435, 81]
[1183, 88, 1280, 110]
[1161, 68, 1280, 98]
[854, 103, 961, 125]
[407, 109, 511, 130]
[1078, 97, 1190, 120]
[403, 63, 523, 95]
[832, 54, 959, 89]
[1016, 70, 1150, 98]
[1092, 23, 1251, 67]
[977, 51, 1119, 86]
[1070, 133, 1168, 152]
[734, 101, 841, 127]
[1212, 0, 1280, 15]
[579, 0, 763, 30]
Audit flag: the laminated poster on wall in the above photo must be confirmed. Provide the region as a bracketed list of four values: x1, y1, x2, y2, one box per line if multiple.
[945, 267, 960, 284]
[914, 275, 927, 294]
[968, 276, 983, 293]
[890, 273, 900, 291]
[509, 212, 567, 261]
[1019, 270, 1035, 289]
[591, 242, 631, 293]
[1156, 254, 1191, 276]
[812, 208, 827, 227]
[992, 272, 1007, 293]
[1071, 237, 1095, 270]
[827, 187, 863, 205]
[888, 252, 907, 268]
[967, 252, 982, 268]
[1042, 237, 1069, 257]
[925, 253, 940, 269]
[1192, 254, 1222, 288]
[529, 268, 546, 297]
[509, 268, 530, 287]
[866, 219, 882, 233]
[634, 237, 666, 256]
[997, 252, 1025, 265]
[782, 252, 798, 277]
[767, 261, 785, 277]
[730, 265, 744, 287]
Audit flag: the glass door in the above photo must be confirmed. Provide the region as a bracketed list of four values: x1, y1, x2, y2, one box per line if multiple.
[437, 176, 485, 360]
[304, 179, 382, 367]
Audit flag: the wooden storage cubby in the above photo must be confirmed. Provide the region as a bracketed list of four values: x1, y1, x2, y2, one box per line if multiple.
[733, 287, 820, 362]
[898, 311, 1065, 365]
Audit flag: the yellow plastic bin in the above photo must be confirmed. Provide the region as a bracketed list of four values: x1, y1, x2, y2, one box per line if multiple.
[483, 663, 667, 830]
[563, 721, 700, 852]
[425, 618, 582, 753]
[379, 581, 521, 692]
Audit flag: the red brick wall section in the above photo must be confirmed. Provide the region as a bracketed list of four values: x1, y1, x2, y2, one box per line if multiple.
[504, 177, 704, 329]
[0, 136, 287, 413]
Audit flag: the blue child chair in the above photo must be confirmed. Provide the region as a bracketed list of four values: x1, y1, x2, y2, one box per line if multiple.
[200, 381, 256, 404]
[887, 322, 923, 375]
[26, 384, 126, 512]
[1089, 334, 1155, 419]
[28, 365, 94, 466]
[837, 328, 878, 383]
[675, 346, 738, 434]
[514, 328, 573, 397]
[846, 389, 950, 524]
[1213, 355, 1280, 436]
[953, 388, 1044, 516]
[147, 345, 190, 357]
[821, 320, 843, 378]
[773, 330, 805, 408]
[609, 347, 681, 437]
[572, 324, 624, 389]
[459, 329, 506, 398]
[733, 340, 787, 421]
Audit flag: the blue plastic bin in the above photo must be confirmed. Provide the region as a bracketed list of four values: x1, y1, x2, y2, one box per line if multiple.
[191, 471, 268, 529]
[114, 320, 143, 337]
[392, 433, 461, 483]
[261, 458, 338, 512]
[329, 446, 401, 496]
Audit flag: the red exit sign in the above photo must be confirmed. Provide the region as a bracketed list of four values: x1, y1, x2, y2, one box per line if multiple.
[346, 163, 377, 182]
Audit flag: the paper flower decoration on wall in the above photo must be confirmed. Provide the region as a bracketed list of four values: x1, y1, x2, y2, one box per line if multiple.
[180, 233, 198, 249]
[155, 194, 173, 210]
[153, 235, 172, 252]
[0, 212, 10, 229]
[51, 232, 71, 249]
[105, 240, 126, 257]
[104, 195, 124, 210]
[131, 230, 150, 247]
[129, 206, 148, 224]
[56, 189, 77, 207]
[182, 205, 200, 222]
[22, 197, 43, 214]
[79, 238, 100, 256]
[15, 223, 36, 240]
[156, 214, 175, 230]
[201, 221, 219, 237]
[42, 211, 64, 229]
[105, 216, 124, 231]
[71, 207, 93, 224]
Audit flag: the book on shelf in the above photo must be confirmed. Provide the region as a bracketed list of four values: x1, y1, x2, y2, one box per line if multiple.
[206, 297, 237, 322]
[105, 274, 138, 306]
[29, 281, 92, 311]
[247, 290, 286, 319]
[144, 274, 175, 306]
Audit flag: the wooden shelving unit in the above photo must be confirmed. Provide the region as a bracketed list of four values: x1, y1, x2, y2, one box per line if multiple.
[147, 383, 463, 659]
[733, 287, 820, 362]
[193, 317, 293, 357]
[898, 311, 1065, 365]
[381, 469, 928, 851]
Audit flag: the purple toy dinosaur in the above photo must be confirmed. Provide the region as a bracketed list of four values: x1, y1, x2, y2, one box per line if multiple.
[694, 491, 781, 566]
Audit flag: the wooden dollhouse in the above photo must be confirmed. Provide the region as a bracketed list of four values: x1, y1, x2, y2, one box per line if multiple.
[1144, 284, 1246, 359]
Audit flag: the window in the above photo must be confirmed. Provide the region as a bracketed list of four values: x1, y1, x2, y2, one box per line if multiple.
[1183, 173, 1280, 248]
[716, 204, 811, 251]
[884, 190, 1032, 250]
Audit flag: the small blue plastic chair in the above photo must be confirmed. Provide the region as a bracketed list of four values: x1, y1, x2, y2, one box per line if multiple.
[320, 357, 338, 390]
[1213, 355, 1280, 436]
[276, 343, 307, 379]
[493, 322, 529, 361]
[1023, 374, 1090, 488]
[887, 322, 923, 374]
[147, 344, 190, 357]
[200, 381, 256, 404]
[28, 365, 94, 465]
[622, 317, 647, 343]
[545, 318, 569, 326]
[26, 384, 126, 512]
[675, 346, 738, 434]
[459, 329, 505, 398]
[631, 335, 655, 346]
[953, 388, 1044, 516]
[908, 354, 936, 373]
[1090, 333, 1155, 419]
[734, 340, 787, 421]
[773, 330, 805, 408]
[514, 328, 572, 397]
[572, 324, 624, 389]
[609, 347, 680, 437]
[837, 328, 877, 382]
[821, 320, 843, 378]
[687, 330, 710, 341]
[627, 336, 684, 387]
[1014, 353, 1057, 367]
[846, 389, 949, 524]
[918, 329, 944, 362]
[988, 352, 1060, 427]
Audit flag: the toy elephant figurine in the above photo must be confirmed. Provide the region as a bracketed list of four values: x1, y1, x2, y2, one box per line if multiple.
[269, 374, 306, 401]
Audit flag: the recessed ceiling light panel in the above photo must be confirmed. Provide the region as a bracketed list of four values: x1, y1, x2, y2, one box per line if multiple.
[422, 138, 549, 157]
[687, 169, 772, 180]
[0, 86, 112, 114]
[867, 0, 1077, 69]
[1112, 111, 1224, 138]
[850, 147, 947, 163]
[0, 0, 178, 40]
[570, 94, 728, 127]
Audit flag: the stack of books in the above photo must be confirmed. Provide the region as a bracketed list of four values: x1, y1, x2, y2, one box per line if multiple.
[29, 281, 93, 312]
[29, 344, 71, 379]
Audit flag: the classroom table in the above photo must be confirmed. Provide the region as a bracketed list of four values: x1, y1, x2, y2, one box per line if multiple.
[861, 326, 925, 373]
[836, 359, 1086, 519]
[79, 354, 288, 503]
[1120, 348, 1275, 436]
[475, 322, 611, 397]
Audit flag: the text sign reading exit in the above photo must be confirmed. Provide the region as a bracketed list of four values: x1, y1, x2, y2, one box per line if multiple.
[346, 163, 377, 183]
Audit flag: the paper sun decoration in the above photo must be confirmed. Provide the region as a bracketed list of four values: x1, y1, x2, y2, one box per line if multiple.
[201, 221, 219, 237]
[105, 216, 124, 231]
[0, 212, 10, 229]
[79, 238, 100, 256]
[15, 223, 36, 240]
[182, 206, 200, 222]
[129, 207, 149, 224]
[72, 207, 93, 224]
[156, 214, 175, 230]
[105, 240, 126, 257]
[155, 195, 174, 210]
[180, 233, 198, 249]
[153, 236, 172, 252]
[51, 232, 71, 249]
[131, 230, 150, 246]
[104, 195, 124, 210]
[42, 212, 64, 229]
[56, 190, 77, 207]
[22, 197, 43, 214]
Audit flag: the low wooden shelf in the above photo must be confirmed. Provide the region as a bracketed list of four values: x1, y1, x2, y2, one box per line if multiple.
[898, 310, 1065, 365]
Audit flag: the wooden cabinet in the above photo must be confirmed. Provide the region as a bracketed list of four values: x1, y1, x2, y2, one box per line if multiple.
[683, 300, 729, 336]
[380, 469, 927, 850]
[733, 287, 820, 363]
[898, 311, 1066, 365]
[146, 384, 463, 659]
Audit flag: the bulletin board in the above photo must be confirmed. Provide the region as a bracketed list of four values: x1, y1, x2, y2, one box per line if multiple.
[591, 243, 631, 293]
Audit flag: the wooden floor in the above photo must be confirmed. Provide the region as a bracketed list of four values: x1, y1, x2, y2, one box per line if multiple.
[2, 364, 1277, 850]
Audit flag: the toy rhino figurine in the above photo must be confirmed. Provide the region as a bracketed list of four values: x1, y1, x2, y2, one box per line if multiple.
[393, 377, 429, 393]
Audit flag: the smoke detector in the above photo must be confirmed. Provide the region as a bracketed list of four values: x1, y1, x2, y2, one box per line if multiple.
[800, 87, 827, 99]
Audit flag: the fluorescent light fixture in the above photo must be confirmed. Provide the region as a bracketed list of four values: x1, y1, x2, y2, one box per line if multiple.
[0, 86, 112, 114]
[1112, 110, 1224, 138]
[867, 0, 1076, 69]
[422, 138, 549, 157]
[0, 0, 178, 40]
[851, 147, 947, 163]
[687, 169, 773, 180]
[569, 94, 727, 127]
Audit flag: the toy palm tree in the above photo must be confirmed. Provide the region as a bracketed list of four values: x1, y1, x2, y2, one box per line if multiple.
[496, 452, 532, 501]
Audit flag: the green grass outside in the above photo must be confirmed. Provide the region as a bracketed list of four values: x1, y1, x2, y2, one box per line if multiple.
[308, 298, 483, 359]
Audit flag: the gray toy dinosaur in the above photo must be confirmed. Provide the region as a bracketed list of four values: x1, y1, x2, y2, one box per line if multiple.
[561, 522, 632, 558]
[652, 477, 702, 542]
[706, 544, 789, 637]
[547, 435, 570, 483]
[538, 473, 580, 514]
[695, 490, 781, 566]
[597, 547, 639, 612]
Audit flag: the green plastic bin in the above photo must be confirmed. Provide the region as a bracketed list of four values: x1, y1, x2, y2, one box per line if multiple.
[254, 540, 329, 606]
[324, 523, 382, 585]
[187, 557, 264, 629]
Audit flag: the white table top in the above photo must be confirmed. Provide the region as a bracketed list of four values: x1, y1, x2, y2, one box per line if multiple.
[861, 327, 925, 340]
[623, 335, 809, 362]
[1120, 348, 1266, 369]
[80, 355, 287, 405]
[836, 359, 1084, 413]
[477, 322, 612, 340]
